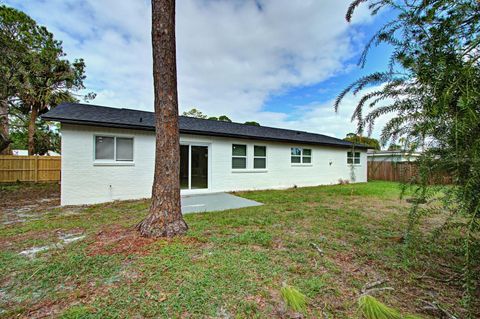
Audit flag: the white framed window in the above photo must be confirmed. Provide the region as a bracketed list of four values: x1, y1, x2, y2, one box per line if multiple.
[347, 151, 360, 165]
[232, 144, 247, 169]
[95, 135, 134, 162]
[291, 147, 312, 164]
[253, 145, 267, 169]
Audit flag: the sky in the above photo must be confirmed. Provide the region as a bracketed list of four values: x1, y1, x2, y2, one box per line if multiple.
[4, 0, 395, 139]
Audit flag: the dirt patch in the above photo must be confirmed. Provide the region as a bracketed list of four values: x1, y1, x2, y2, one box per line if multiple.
[87, 225, 156, 256]
[0, 183, 60, 211]
[17, 229, 85, 258]
[87, 224, 203, 257]
[305, 202, 320, 208]
[19, 299, 67, 319]
[0, 183, 60, 225]
[19, 283, 108, 319]
[0, 231, 52, 250]
[328, 251, 374, 293]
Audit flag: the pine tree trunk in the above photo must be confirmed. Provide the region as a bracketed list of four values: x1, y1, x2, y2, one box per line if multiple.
[28, 107, 38, 156]
[0, 99, 11, 155]
[136, 0, 188, 237]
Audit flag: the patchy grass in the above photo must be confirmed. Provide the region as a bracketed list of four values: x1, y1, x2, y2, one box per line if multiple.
[0, 181, 474, 318]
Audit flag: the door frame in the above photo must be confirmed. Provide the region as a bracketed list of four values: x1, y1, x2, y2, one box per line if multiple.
[180, 142, 211, 195]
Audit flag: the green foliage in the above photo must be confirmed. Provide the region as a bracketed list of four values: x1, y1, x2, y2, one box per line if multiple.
[182, 108, 208, 119]
[358, 295, 422, 319]
[206, 114, 233, 122]
[280, 284, 307, 313]
[0, 4, 93, 154]
[339, 1, 480, 316]
[9, 115, 60, 154]
[0, 5, 42, 152]
[387, 144, 401, 151]
[183, 108, 259, 125]
[218, 115, 232, 122]
[0, 5, 38, 99]
[244, 121, 260, 126]
[358, 295, 401, 319]
[344, 133, 380, 149]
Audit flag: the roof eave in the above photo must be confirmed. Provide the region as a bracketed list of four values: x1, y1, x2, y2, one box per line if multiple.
[42, 116, 369, 150]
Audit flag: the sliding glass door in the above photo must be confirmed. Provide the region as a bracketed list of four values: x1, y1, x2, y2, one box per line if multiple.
[180, 144, 208, 190]
[180, 145, 189, 189]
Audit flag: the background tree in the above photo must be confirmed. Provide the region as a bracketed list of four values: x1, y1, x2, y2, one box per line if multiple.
[0, 5, 92, 155]
[17, 43, 87, 155]
[337, 0, 480, 315]
[217, 115, 232, 122]
[182, 108, 207, 119]
[9, 111, 61, 155]
[183, 108, 259, 125]
[0, 5, 41, 154]
[387, 143, 401, 151]
[136, 0, 188, 237]
[343, 133, 380, 150]
[208, 115, 233, 122]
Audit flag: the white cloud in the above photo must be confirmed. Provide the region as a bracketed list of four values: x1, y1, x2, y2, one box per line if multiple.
[6, 0, 386, 137]
[176, 0, 373, 119]
[255, 85, 395, 141]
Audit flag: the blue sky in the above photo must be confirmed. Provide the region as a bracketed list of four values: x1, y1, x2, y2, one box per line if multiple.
[262, 17, 394, 121]
[4, 0, 395, 139]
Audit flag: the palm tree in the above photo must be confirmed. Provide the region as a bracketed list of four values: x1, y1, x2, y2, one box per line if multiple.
[19, 56, 86, 155]
[136, 0, 188, 237]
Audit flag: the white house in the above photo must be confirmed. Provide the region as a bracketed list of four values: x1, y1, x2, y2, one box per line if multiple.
[43, 103, 368, 206]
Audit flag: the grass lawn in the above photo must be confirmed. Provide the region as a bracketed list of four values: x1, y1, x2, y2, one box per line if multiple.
[0, 181, 472, 318]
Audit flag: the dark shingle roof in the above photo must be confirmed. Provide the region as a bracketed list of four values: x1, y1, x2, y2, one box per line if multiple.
[42, 103, 367, 149]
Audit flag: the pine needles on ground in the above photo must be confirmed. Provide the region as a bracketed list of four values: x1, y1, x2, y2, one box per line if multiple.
[358, 295, 423, 319]
[280, 284, 307, 313]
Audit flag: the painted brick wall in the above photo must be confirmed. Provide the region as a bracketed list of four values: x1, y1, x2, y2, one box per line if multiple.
[61, 124, 367, 205]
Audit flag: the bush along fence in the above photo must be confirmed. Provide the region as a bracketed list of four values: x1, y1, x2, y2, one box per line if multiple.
[367, 161, 452, 184]
[0, 155, 61, 183]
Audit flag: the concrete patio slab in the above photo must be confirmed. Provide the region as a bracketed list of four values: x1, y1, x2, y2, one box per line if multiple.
[181, 193, 262, 214]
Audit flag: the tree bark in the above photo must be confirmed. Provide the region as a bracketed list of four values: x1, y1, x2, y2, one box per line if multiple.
[136, 0, 188, 237]
[0, 99, 11, 155]
[28, 106, 38, 155]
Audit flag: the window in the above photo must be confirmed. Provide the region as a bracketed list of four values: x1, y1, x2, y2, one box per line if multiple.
[291, 147, 312, 164]
[95, 136, 114, 160]
[302, 148, 312, 163]
[116, 138, 134, 161]
[232, 144, 247, 169]
[95, 136, 134, 162]
[254, 145, 266, 169]
[347, 151, 361, 164]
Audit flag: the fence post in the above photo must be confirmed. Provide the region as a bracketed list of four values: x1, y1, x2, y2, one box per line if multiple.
[34, 155, 39, 182]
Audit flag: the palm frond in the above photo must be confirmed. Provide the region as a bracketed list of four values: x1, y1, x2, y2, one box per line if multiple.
[334, 72, 394, 113]
[346, 0, 368, 22]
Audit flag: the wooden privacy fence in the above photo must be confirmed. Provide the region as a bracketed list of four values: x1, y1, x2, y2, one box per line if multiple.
[368, 161, 452, 184]
[0, 155, 61, 183]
